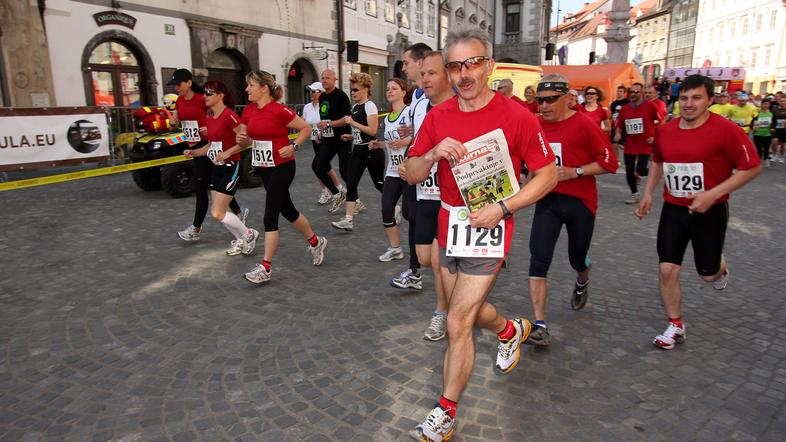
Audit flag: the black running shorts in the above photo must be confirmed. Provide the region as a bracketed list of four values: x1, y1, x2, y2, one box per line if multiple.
[209, 161, 241, 196]
[414, 199, 440, 245]
[656, 201, 728, 276]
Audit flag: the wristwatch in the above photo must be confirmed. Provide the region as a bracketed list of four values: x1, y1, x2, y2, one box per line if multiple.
[575, 166, 585, 177]
[498, 200, 513, 220]
[290, 141, 300, 151]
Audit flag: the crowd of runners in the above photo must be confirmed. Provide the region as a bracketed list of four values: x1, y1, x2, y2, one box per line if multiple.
[165, 29, 763, 442]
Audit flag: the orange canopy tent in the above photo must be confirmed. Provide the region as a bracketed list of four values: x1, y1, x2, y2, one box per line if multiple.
[540, 64, 643, 108]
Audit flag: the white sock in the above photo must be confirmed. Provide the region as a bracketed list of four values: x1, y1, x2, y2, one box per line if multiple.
[221, 212, 247, 240]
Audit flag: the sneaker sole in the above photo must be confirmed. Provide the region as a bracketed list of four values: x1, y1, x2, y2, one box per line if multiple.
[653, 335, 685, 350]
[389, 280, 423, 290]
[226, 250, 243, 256]
[423, 332, 446, 342]
[244, 274, 270, 284]
[410, 428, 454, 442]
[331, 223, 353, 232]
[379, 253, 405, 262]
[496, 318, 532, 374]
[178, 234, 199, 242]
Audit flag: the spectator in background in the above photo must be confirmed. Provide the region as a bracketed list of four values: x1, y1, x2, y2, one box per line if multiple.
[669, 77, 681, 106]
[581, 85, 611, 134]
[524, 85, 540, 115]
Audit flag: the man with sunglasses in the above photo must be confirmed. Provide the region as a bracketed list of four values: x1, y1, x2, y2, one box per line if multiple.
[404, 29, 557, 442]
[524, 74, 618, 348]
[615, 82, 663, 204]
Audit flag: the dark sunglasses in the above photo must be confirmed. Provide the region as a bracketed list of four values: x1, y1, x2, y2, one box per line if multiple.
[204, 89, 215, 97]
[585, 91, 597, 96]
[444, 56, 490, 75]
[536, 94, 564, 104]
[630, 90, 641, 94]
[351, 88, 360, 93]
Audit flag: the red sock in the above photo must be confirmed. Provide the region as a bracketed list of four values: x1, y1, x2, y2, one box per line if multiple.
[497, 320, 515, 341]
[438, 395, 458, 418]
[308, 235, 319, 247]
[669, 317, 683, 328]
[262, 260, 271, 271]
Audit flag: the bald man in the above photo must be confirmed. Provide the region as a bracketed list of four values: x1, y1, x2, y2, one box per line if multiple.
[497, 79, 527, 108]
[313, 69, 352, 212]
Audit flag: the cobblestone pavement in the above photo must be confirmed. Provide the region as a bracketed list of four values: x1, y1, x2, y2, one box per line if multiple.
[1, 151, 784, 442]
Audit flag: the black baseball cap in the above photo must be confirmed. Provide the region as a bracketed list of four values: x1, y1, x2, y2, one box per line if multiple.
[167, 69, 193, 86]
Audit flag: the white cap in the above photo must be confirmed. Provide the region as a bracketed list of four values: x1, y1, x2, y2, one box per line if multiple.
[307, 82, 325, 92]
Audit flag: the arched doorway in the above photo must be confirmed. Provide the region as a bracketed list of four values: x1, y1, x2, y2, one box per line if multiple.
[206, 49, 248, 107]
[287, 58, 318, 105]
[84, 40, 146, 107]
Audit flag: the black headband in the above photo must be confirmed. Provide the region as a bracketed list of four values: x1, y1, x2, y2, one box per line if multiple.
[537, 81, 569, 94]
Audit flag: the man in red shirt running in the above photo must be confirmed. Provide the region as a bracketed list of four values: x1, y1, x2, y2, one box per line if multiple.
[525, 74, 618, 347]
[404, 29, 557, 441]
[636, 74, 761, 350]
[644, 84, 668, 122]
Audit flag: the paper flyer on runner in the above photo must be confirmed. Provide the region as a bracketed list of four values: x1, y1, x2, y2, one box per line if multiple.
[451, 128, 520, 213]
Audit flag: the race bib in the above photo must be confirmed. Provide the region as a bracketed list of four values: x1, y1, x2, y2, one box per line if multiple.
[321, 120, 334, 138]
[417, 163, 440, 200]
[251, 140, 275, 168]
[549, 142, 563, 167]
[310, 124, 319, 140]
[387, 144, 405, 176]
[776, 119, 786, 129]
[731, 118, 746, 127]
[446, 206, 505, 258]
[181, 120, 201, 142]
[757, 117, 771, 128]
[664, 162, 704, 198]
[207, 142, 223, 165]
[352, 128, 362, 144]
[625, 118, 644, 135]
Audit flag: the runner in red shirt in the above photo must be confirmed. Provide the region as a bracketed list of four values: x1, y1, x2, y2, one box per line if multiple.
[524, 75, 618, 348]
[404, 29, 557, 442]
[182, 81, 258, 257]
[645, 84, 668, 122]
[229, 70, 328, 285]
[169, 69, 247, 242]
[614, 82, 663, 204]
[524, 85, 540, 115]
[581, 85, 611, 134]
[636, 74, 762, 351]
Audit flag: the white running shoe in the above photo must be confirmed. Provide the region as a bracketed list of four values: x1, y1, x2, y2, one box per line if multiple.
[178, 225, 201, 241]
[653, 322, 686, 350]
[390, 268, 422, 290]
[625, 193, 640, 205]
[242, 229, 260, 255]
[226, 239, 243, 256]
[240, 207, 250, 225]
[495, 317, 531, 374]
[244, 264, 271, 284]
[378, 246, 404, 262]
[412, 406, 455, 442]
[318, 188, 332, 205]
[712, 267, 729, 290]
[331, 216, 354, 231]
[353, 199, 366, 215]
[423, 315, 447, 341]
[328, 190, 346, 213]
[309, 236, 327, 266]
[394, 204, 403, 225]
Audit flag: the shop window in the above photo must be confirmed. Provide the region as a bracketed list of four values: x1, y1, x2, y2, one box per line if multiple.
[85, 40, 144, 107]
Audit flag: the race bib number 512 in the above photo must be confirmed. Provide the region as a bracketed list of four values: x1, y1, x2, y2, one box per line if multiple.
[446, 206, 504, 258]
[181, 120, 201, 142]
[664, 162, 704, 198]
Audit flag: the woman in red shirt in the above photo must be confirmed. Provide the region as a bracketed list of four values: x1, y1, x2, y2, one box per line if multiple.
[582, 85, 611, 134]
[228, 70, 328, 284]
[183, 81, 258, 257]
[524, 85, 540, 115]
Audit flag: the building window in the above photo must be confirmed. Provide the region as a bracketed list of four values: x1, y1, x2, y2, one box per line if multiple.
[440, 6, 449, 47]
[415, 0, 423, 33]
[770, 10, 777, 30]
[366, 0, 377, 16]
[751, 50, 757, 68]
[345, 0, 356, 10]
[506, 3, 521, 33]
[399, 0, 410, 28]
[755, 13, 761, 32]
[385, 0, 395, 22]
[427, 1, 436, 37]
[86, 40, 144, 106]
[730, 20, 735, 38]
[765, 48, 771, 66]
[742, 16, 748, 35]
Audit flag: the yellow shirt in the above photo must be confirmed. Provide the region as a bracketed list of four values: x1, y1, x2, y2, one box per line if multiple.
[709, 103, 733, 117]
[727, 104, 758, 133]
[672, 101, 680, 117]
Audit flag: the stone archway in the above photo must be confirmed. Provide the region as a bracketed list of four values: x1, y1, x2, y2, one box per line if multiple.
[286, 58, 318, 105]
[206, 48, 250, 107]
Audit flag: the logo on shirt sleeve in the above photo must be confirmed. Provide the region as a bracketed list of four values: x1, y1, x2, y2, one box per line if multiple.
[538, 132, 548, 157]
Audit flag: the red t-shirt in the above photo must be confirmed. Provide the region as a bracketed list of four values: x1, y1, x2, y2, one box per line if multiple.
[241, 101, 297, 166]
[650, 99, 668, 122]
[206, 107, 242, 162]
[510, 95, 528, 108]
[615, 100, 661, 155]
[653, 112, 761, 207]
[175, 93, 207, 143]
[525, 100, 540, 115]
[580, 104, 610, 131]
[538, 112, 618, 215]
[407, 93, 555, 253]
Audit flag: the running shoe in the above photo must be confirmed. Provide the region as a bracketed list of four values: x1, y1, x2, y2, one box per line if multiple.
[394, 204, 403, 225]
[390, 268, 422, 290]
[178, 225, 201, 241]
[318, 188, 332, 205]
[379, 246, 404, 262]
[331, 216, 354, 231]
[226, 239, 243, 256]
[423, 314, 447, 342]
[353, 199, 367, 215]
[242, 229, 260, 255]
[780, 156, 785, 164]
[571, 280, 589, 310]
[524, 325, 551, 348]
[309, 236, 327, 266]
[653, 322, 686, 350]
[625, 193, 640, 205]
[712, 267, 729, 290]
[495, 317, 532, 374]
[244, 264, 271, 284]
[411, 405, 455, 442]
[240, 207, 250, 225]
[328, 190, 346, 213]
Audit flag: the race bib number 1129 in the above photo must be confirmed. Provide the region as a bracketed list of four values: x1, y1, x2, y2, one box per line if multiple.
[664, 162, 704, 198]
[446, 207, 504, 258]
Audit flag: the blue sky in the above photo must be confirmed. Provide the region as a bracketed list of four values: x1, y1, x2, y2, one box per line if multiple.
[550, 0, 599, 28]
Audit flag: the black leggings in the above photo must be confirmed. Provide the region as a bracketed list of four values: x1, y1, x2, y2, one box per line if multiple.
[402, 185, 420, 270]
[193, 155, 240, 228]
[381, 176, 406, 227]
[346, 145, 385, 202]
[529, 193, 595, 278]
[624, 153, 650, 194]
[259, 160, 300, 232]
[312, 140, 351, 194]
[753, 136, 771, 161]
[657, 201, 727, 276]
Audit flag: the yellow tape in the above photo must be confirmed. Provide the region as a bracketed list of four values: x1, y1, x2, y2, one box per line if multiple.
[0, 155, 190, 192]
